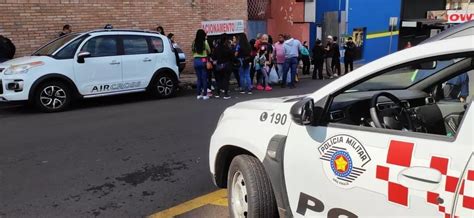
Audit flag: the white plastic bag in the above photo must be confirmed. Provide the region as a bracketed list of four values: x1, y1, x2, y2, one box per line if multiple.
[269, 67, 279, 84]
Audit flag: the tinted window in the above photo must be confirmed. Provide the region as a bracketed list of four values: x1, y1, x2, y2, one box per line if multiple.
[81, 36, 118, 57]
[54, 35, 89, 59]
[151, 37, 164, 53]
[123, 36, 149, 55]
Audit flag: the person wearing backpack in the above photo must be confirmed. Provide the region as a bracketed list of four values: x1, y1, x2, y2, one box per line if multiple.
[192, 29, 211, 100]
[214, 34, 234, 99]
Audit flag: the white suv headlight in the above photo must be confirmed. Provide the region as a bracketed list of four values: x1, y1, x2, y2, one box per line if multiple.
[4, 61, 44, 75]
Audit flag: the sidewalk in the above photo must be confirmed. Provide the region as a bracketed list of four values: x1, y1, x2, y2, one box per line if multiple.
[178, 64, 363, 90]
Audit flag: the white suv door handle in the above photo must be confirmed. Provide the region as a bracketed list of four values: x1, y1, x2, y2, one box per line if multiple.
[143, 58, 152, 62]
[110, 60, 121, 65]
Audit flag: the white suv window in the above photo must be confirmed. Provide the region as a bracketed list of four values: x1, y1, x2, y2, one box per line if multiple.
[151, 37, 164, 53]
[123, 35, 149, 55]
[81, 36, 118, 57]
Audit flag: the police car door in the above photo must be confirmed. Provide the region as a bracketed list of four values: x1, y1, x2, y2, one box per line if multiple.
[283, 102, 473, 217]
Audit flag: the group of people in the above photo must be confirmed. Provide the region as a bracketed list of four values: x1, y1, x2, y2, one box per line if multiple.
[312, 35, 356, 80]
[192, 30, 314, 100]
[192, 29, 359, 100]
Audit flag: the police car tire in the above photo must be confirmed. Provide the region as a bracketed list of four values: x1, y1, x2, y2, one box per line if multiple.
[33, 81, 71, 113]
[151, 73, 177, 98]
[227, 155, 278, 218]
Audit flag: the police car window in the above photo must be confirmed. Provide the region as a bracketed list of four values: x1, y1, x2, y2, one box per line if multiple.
[123, 36, 149, 55]
[81, 36, 118, 57]
[54, 35, 88, 59]
[347, 59, 459, 92]
[151, 37, 164, 53]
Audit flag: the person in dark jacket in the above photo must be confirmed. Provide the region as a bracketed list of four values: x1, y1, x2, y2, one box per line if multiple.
[213, 34, 234, 99]
[332, 36, 341, 76]
[0, 35, 15, 63]
[325, 35, 335, 78]
[344, 37, 356, 74]
[58, 24, 71, 37]
[311, 39, 325, 80]
[157, 26, 165, 35]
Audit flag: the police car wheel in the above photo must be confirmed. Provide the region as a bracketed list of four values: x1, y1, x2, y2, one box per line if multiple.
[34, 81, 72, 113]
[227, 155, 278, 218]
[152, 73, 176, 98]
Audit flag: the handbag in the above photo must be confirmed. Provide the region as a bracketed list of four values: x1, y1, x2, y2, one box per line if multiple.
[206, 61, 213, 70]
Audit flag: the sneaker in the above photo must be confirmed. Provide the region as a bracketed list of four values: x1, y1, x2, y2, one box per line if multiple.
[247, 92, 253, 95]
[207, 88, 213, 92]
[202, 96, 210, 100]
[197, 95, 203, 100]
[334, 74, 339, 77]
[215, 95, 220, 98]
[256, 84, 264, 91]
[265, 86, 272, 91]
[330, 76, 334, 79]
[223, 95, 231, 100]
[240, 90, 245, 94]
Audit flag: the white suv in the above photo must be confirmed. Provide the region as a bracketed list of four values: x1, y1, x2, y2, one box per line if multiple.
[0, 29, 180, 112]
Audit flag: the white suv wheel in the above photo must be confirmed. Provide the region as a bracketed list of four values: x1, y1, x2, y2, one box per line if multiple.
[34, 81, 72, 113]
[157, 76, 174, 96]
[40, 86, 67, 109]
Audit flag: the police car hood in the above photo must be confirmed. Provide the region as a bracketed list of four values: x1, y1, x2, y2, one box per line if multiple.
[231, 94, 307, 111]
[0, 56, 49, 68]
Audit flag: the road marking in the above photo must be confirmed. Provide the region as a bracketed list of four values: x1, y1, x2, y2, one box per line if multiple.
[148, 189, 228, 218]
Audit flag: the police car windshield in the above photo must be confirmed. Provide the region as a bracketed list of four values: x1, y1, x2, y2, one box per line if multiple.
[33, 34, 80, 56]
[347, 59, 457, 92]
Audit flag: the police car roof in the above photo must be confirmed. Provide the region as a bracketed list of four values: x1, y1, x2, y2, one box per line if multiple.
[420, 20, 474, 44]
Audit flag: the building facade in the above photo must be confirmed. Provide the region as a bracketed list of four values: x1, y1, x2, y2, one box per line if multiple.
[0, 0, 248, 72]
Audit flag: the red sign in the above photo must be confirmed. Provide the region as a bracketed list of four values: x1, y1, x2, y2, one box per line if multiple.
[447, 10, 474, 23]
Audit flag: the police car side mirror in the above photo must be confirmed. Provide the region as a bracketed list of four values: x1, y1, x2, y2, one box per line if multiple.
[77, 51, 91, 64]
[291, 98, 315, 125]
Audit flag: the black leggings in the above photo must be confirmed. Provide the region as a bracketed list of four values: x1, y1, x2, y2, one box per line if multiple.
[302, 55, 310, 75]
[215, 63, 232, 95]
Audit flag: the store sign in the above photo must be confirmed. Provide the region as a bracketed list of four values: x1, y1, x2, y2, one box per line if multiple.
[447, 10, 474, 23]
[201, 20, 245, 36]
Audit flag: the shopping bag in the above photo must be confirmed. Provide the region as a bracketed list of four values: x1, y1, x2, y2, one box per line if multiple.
[269, 67, 279, 84]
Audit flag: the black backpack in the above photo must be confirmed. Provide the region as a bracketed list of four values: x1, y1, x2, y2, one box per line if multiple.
[0, 35, 15, 59]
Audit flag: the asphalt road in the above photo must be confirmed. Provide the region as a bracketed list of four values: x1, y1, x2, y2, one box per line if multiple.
[0, 78, 329, 217]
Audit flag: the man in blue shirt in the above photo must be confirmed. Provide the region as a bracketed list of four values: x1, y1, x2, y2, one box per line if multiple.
[445, 73, 470, 103]
[282, 34, 303, 88]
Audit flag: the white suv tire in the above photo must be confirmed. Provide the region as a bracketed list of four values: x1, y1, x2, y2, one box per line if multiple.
[33, 81, 72, 113]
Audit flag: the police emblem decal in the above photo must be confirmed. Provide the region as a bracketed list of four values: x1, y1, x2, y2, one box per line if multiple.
[318, 135, 371, 188]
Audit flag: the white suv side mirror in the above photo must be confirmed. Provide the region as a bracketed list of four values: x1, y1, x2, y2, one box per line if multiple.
[77, 51, 91, 64]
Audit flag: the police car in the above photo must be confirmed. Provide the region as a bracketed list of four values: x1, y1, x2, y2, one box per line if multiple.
[210, 34, 474, 217]
[0, 29, 180, 112]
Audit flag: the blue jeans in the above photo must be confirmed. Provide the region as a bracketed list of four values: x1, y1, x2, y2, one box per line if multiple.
[239, 63, 251, 92]
[194, 58, 208, 96]
[282, 57, 298, 86]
